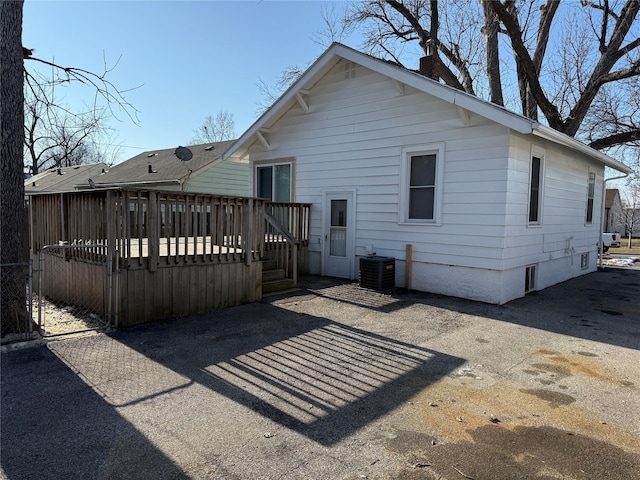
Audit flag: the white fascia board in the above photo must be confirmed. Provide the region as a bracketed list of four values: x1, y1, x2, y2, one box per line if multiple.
[223, 44, 344, 161]
[223, 42, 538, 159]
[335, 44, 537, 135]
[533, 125, 632, 174]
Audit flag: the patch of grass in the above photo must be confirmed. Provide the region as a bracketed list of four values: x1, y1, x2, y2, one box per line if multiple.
[612, 237, 640, 255]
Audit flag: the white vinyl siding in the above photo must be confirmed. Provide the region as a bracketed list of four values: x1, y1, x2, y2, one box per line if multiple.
[247, 60, 604, 298]
[504, 132, 603, 270]
[248, 62, 512, 270]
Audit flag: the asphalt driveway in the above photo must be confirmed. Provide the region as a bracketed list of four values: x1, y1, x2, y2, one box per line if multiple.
[2, 265, 639, 480]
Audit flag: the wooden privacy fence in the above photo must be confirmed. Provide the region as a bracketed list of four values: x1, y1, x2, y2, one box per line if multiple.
[29, 188, 310, 326]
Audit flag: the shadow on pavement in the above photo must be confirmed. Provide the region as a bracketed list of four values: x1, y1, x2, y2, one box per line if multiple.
[1, 346, 188, 480]
[110, 304, 464, 446]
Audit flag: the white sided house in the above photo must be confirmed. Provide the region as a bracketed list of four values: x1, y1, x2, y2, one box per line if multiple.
[224, 43, 632, 305]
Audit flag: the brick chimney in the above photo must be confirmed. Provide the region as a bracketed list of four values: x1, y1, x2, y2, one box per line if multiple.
[419, 40, 439, 81]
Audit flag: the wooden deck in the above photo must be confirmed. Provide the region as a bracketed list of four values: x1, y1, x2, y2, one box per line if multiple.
[30, 189, 310, 327]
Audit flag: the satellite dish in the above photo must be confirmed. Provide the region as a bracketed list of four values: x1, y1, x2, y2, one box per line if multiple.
[174, 146, 193, 162]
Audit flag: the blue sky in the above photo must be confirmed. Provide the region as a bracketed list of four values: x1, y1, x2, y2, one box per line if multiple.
[23, 1, 360, 162]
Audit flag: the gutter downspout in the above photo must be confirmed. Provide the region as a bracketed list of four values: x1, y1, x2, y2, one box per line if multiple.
[599, 173, 629, 268]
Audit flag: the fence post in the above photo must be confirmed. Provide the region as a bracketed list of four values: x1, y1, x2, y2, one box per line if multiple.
[246, 198, 253, 265]
[106, 191, 115, 326]
[148, 191, 159, 272]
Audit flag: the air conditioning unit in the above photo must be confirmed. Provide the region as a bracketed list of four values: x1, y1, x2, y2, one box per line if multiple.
[359, 256, 395, 291]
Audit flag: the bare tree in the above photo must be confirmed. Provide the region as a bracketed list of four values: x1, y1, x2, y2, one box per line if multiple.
[1, 2, 137, 334]
[491, 0, 640, 142]
[323, 1, 640, 154]
[1, 0, 27, 335]
[24, 84, 113, 174]
[191, 110, 237, 143]
[344, 0, 484, 93]
[256, 65, 306, 115]
[312, 3, 356, 46]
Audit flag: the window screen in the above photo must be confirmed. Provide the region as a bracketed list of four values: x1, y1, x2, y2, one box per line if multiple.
[409, 154, 436, 220]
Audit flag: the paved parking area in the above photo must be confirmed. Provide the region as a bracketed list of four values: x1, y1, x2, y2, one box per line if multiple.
[2, 266, 639, 479]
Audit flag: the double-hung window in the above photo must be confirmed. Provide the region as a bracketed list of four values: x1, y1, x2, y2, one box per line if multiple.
[409, 154, 437, 220]
[401, 144, 444, 224]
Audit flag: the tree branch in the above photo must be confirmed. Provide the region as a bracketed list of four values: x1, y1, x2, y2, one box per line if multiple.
[491, 1, 565, 128]
[589, 129, 640, 149]
[25, 54, 141, 124]
[385, 0, 470, 92]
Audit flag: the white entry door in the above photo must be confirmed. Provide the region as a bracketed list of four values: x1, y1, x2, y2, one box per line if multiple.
[323, 192, 355, 279]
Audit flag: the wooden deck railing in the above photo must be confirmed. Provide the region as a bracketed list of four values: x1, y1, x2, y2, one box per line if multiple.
[28, 189, 312, 324]
[267, 202, 310, 247]
[111, 190, 267, 269]
[29, 191, 311, 271]
[264, 202, 311, 284]
[30, 189, 270, 268]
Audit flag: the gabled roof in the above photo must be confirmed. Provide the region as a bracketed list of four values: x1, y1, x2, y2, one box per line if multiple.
[25, 163, 109, 194]
[605, 188, 621, 208]
[224, 42, 631, 175]
[94, 140, 236, 188]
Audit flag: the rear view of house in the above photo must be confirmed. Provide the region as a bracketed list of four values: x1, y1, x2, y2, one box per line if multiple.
[224, 43, 632, 304]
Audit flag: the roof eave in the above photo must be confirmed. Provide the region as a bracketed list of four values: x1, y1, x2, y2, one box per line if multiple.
[223, 43, 538, 160]
[223, 44, 344, 161]
[532, 125, 632, 174]
[89, 179, 182, 188]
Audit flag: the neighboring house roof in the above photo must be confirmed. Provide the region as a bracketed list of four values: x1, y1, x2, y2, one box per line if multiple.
[93, 140, 236, 188]
[224, 42, 632, 175]
[25, 163, 109, 194]
[605, 189, 620, 208]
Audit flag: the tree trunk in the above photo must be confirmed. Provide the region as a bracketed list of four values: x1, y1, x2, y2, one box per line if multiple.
[1, 0, 27, 335]
[480, 0, 504, 106]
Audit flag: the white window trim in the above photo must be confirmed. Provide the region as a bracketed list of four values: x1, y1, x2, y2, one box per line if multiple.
[253, 160, 293, 201]
[527, 147, 545, 226]
[399, 143, 445, 225]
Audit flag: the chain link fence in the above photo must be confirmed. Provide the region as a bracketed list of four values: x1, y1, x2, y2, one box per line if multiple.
[35, 245, 112, 337]
[0, 262, 34, 340]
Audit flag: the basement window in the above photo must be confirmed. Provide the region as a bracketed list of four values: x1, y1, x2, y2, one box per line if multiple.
[525, 264, 537, 293]
[581, 253, 589, 270]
